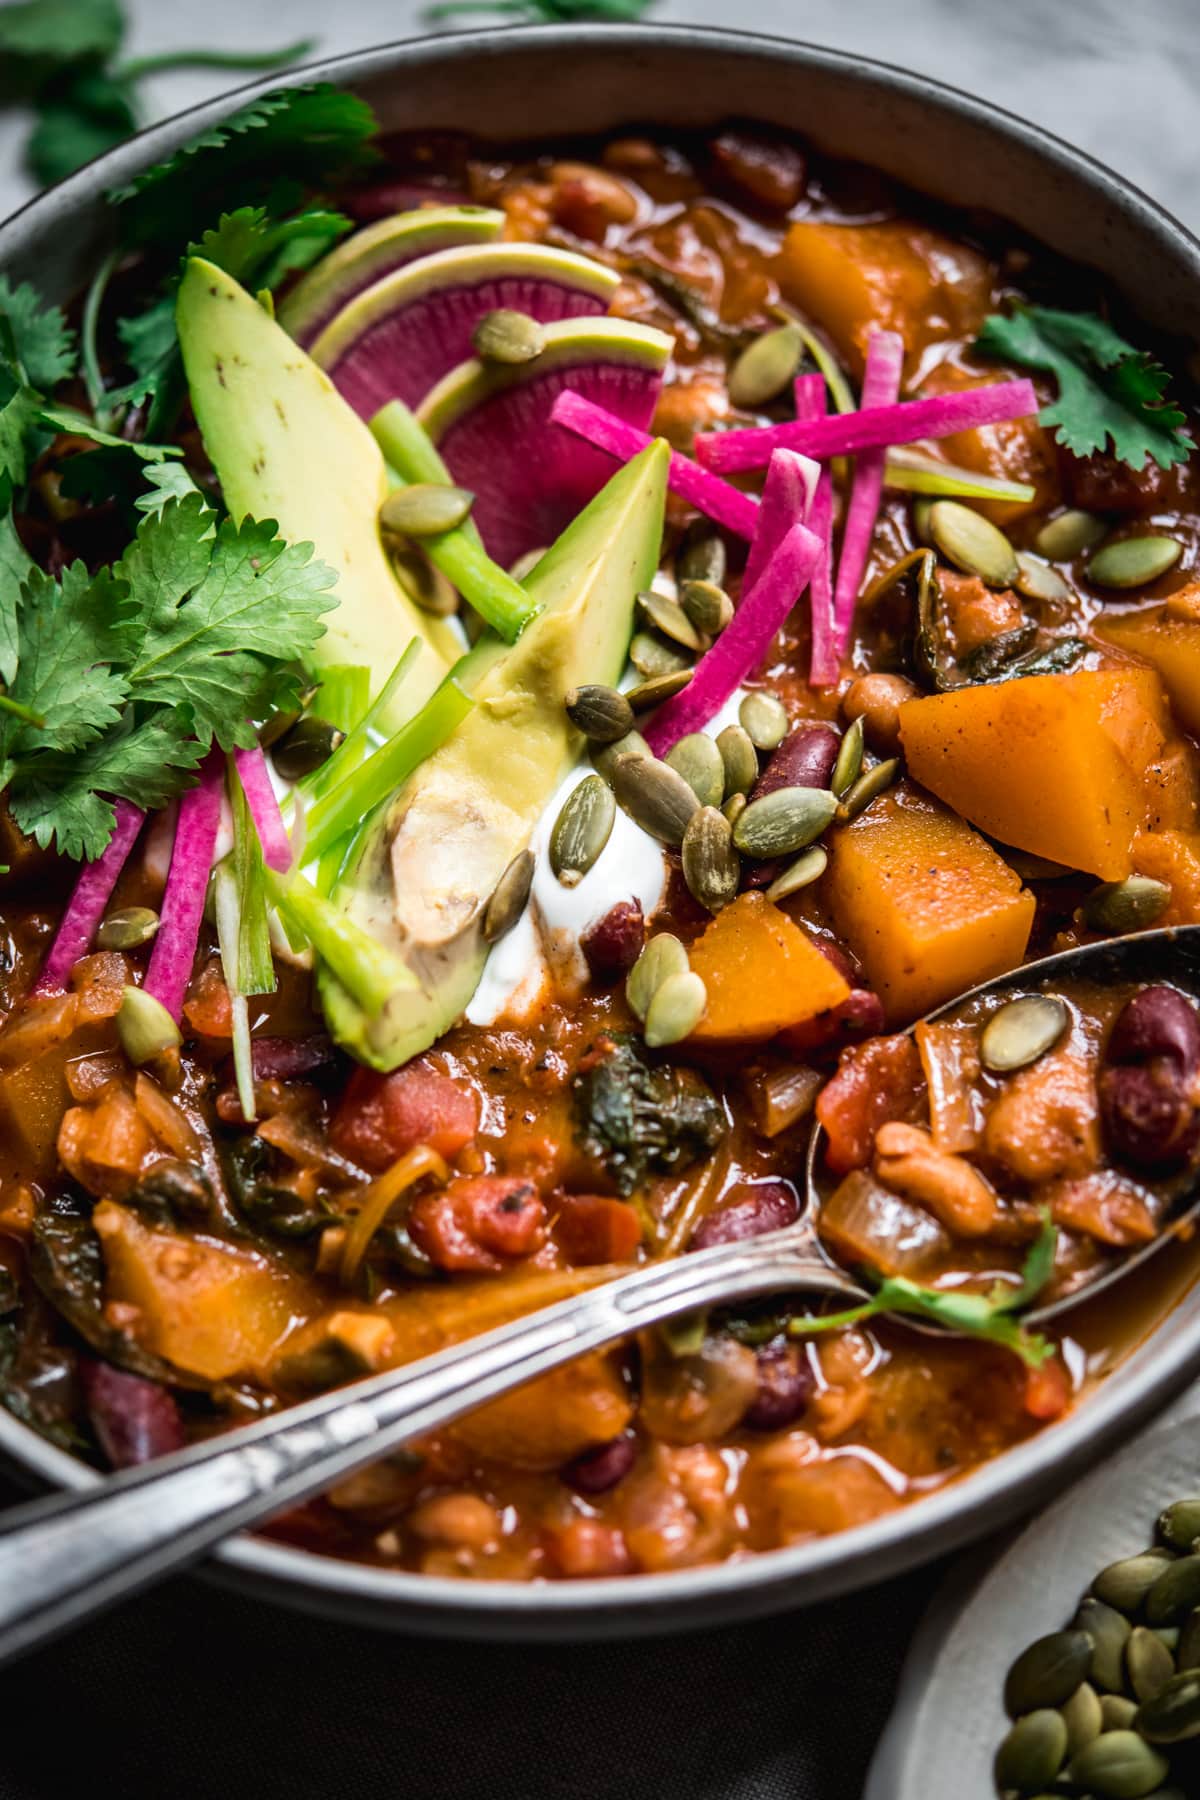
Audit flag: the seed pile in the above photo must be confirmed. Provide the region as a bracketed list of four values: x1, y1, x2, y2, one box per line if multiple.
[995, 1496, 1200, 1796]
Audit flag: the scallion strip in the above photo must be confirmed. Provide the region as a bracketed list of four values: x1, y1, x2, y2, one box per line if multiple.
[267, 868, 417, 1009]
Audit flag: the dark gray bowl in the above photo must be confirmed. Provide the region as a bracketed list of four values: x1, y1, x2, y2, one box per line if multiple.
[3, 23, 1200, 1641]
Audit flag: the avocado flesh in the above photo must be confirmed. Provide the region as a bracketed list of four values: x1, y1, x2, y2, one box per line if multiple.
[321, 439, 670, 1069]
[175, 259, 458, 730]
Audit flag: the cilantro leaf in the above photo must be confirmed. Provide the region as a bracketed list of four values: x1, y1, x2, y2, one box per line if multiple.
[0, 382, 43, 489]
[0, 280, 76, 390]
[976, 305, 1193, 472]
[27, 67, 137, 186]
[0, 500, 31, 684]
[9, 715, 203, 861]
[133, 461, 207, 518]
[2, 562, 128, 757]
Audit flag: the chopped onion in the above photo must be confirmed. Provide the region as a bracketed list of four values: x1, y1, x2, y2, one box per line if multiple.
[143, 754, 223, 1023]
[233, 745, 292, 873]
[832, 329, 903, 658]
[914, 1018, 987, 1154]
[34, 799, 145, 995]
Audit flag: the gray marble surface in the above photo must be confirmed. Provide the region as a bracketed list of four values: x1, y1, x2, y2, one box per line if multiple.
[2, 0, 1198, 236]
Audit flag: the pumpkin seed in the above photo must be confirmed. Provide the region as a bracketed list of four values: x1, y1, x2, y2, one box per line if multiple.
[483, 849, 534, 944]
[1101, 1695, 1140, 1731]
[717, 723, 758, 798]
[471, 308, 546, 364]
[611, 753, 699, 846]
[1068, 1730, 1170, 1797]
[722, 792, 747, 826]
[830, 717, 864, 799]
[1006, 1629, 1096, 1716]
[666, 733, 725, 808]
[995, 1709, 1068, 1793]
[271, 714, 345, 781]
[630, 631, 692, 678]
[1015, 550, 1073, 605]
[911, 497, 934, 544]
[1177, 1609, 1200, 1671]
[1094, 1551, 1177, 1615]
[681, 806, 740, 914]
[508, 546, 547, 582]
[379, 482, 475, 538]
[626, 669, 694, 712]
[1158, 1500, 1200, 1553]
[766, 845, 828, 902]
[549, 775, 615, 887]
[637, 589, 704, 651]
[96, 906, 160, 952]
[1148, 1555, 1200, 1626]
[733, 785, 838, 859]
[929, 499, 1019, 586]
[1084, 877, 1172, 935]
[1089, 536, 1183, 589]
[739, 691, 789, 751]
[1076, 1598, 1133, 1692]
[644, 969, 708, 1048]
[591, 729, 651, 783]
[680, 578, 734, 638]
[565, 684, 635, 744]
[728, 323, 804, 409]
[1036, 509, 1107, 561]
[1138, 1669, 1200, 1743]
[117, 986, 181, 1065]
[1061, 1681, 1103, 1758]
[677, 521, 727, 588]
[626, 933, 688, 1022]
[1128, 1626, 1176, 1703]
[390, 543, 461, 615]
[1156, 1628, 1181, 1651]
[836, 757, 900, 822]
[980, 994, 1069, 1074]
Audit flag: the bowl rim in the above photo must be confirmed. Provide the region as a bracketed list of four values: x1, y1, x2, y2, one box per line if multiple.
[3, 19, 1200, 1639]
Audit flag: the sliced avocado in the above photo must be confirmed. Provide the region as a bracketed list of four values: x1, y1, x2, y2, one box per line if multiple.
[176, 259, 458, 730]
[321, 438, 670, 1069]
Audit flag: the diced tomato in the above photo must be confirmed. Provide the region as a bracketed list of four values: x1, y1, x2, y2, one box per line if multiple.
[555, 1195, 641, 1265]
[329, 1062, 479, 1171]
[409, 1176, 546, 1273]
[183, 958, 233, 1039]
[545, 1518, 634, 1578]
[815, 1035, 925, 1175]
[1023, 1357, 1071, 1422]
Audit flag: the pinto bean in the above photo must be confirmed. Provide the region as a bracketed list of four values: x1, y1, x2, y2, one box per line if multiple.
[546, 1518, 634, 1578]
[561, 1432, 638, 1495]
[743, 1343, 814, 1431]
[82, 1360, 184, 1468]
[842, 673, 919, 755]
[711, 131, 806, 211]
[873, 1121, 998, 1237]
[408, 1492, 501, 1550]
[581, 899, 644, 984]
[690, 1180, 799, 1249]
[1107, 985, 1200, 1074]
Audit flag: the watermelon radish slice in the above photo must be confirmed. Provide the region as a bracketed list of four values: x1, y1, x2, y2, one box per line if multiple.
[278, 205, 505, 348]
[310, 242, 621, 422]
[418, 317, 673, 568]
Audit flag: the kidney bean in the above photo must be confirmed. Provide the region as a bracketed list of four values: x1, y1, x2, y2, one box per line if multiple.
[561, 1432, 638, 1495]
[1099, 1062, 1200, 1170]
[218, 1035, 336, 1091]
[750, 724, 840, 803]
[1107, 985, 1200, 1074]
[330, 1061, 479, 1171]
[1062, 447, 1180, 516]
[779, 987, 887, 1058]
[743, 1343, 814, 1431]
[711, 130, 806, 211]
[82, 1361, 184, 1469]
[581, 899, 645, 984]
[690, 1180, 799, 1250]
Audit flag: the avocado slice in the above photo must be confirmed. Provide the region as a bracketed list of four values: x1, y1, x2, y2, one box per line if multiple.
[176, 259, 458, 730]
[320, 438, 670, 1069]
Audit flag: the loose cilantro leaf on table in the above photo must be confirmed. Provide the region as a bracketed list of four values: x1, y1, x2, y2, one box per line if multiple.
[976, 306, 1192, 472]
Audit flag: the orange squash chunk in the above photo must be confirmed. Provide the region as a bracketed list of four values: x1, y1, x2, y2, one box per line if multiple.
[686, 892, 850, 1042]
[778, 218, 992, 376]
[1097, 604, 1200, 736]
[1133, 829, 1200, 923]
[823, 783, 1033, 1022]
[899, 669, 1170, 880]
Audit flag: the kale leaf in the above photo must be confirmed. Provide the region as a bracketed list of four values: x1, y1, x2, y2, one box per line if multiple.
[573, 1034, 728, 1196]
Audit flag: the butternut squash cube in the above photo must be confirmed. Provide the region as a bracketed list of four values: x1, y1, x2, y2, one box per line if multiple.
[1097, 605, 1200, 737]
[823, 783, 1034, 1022]
[685, 892, 851, 1042]
[1132, 828, 1200, 924]
[899, 669, 1170, 880]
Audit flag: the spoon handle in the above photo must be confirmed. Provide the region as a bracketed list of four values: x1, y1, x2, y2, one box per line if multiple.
[0, 1234, 858, 1666]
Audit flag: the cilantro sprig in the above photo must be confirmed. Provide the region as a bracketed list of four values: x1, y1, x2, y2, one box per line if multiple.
[976, 306, 1192, 473]
[787, 1215, 1058, 1368]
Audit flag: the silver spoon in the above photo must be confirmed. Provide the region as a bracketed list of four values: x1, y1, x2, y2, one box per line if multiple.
[0, 925, 1196, 1665]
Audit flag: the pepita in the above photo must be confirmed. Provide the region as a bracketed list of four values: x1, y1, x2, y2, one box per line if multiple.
[666, 733, 726, 808]
[680, 578, 734, 638]
[1036, 509, 1107, 561]
[728, 323, 804, 410]
[390, 543, 461, 616]
[1158, 1499, 1200, 1553]
[1137, 1670, 1200, 1744]
[117, 986, 182, 1066]
[836, 757, 900, 823]
[677, 521, 727, 588]
[830, 717, 865, 799]
[928, 498, 1019, 587]
[549, 775, 615, 887]
[591, 729, 651, 783]
[980, 994, 1069, 1074]
[1148, 1555, 1200, 1626]
[1076, 1597, 1132, 1693]
[1128, 1626, 1177, 1703]
[1006, 1629, 1096, 1716]
[722, 792, 747, 826]
[1089, 536, 1183, 590]
[483, 849, 535, 943]
[644, 969, 708, 1048]
[994, 1709, 1068, 1793]
[637, 588, 704, 651]
[1084, 876, 1172, 935]
[765, 845, 828, 902]
[626, 933, 688, 1022]
[1094, 1551, 1177, 1616]
[911, 497, 934, 544]
[565, 683, 635, 744]
[471, 308, 546, 364]
[96, 906, 160, 952]
[1015, 550, 1073, 605]
[733, 785, 838, 859]
[271, 714, 345, 781]
[1061, 1681, 1103, 1758]
[626, 669, 693, 711]
[717, 723, 759, 798]
[1067, 1729, 1169, 1797]
[739, 691, 789, 751]
[611, 753, 700, 846]
[630, 631, 692, 678]
[681, 806, 740, 914]
[379, 482, 475, 538]
[1101, 1695, 1139, 1731]
[1177, 1609, 1200, 1671]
